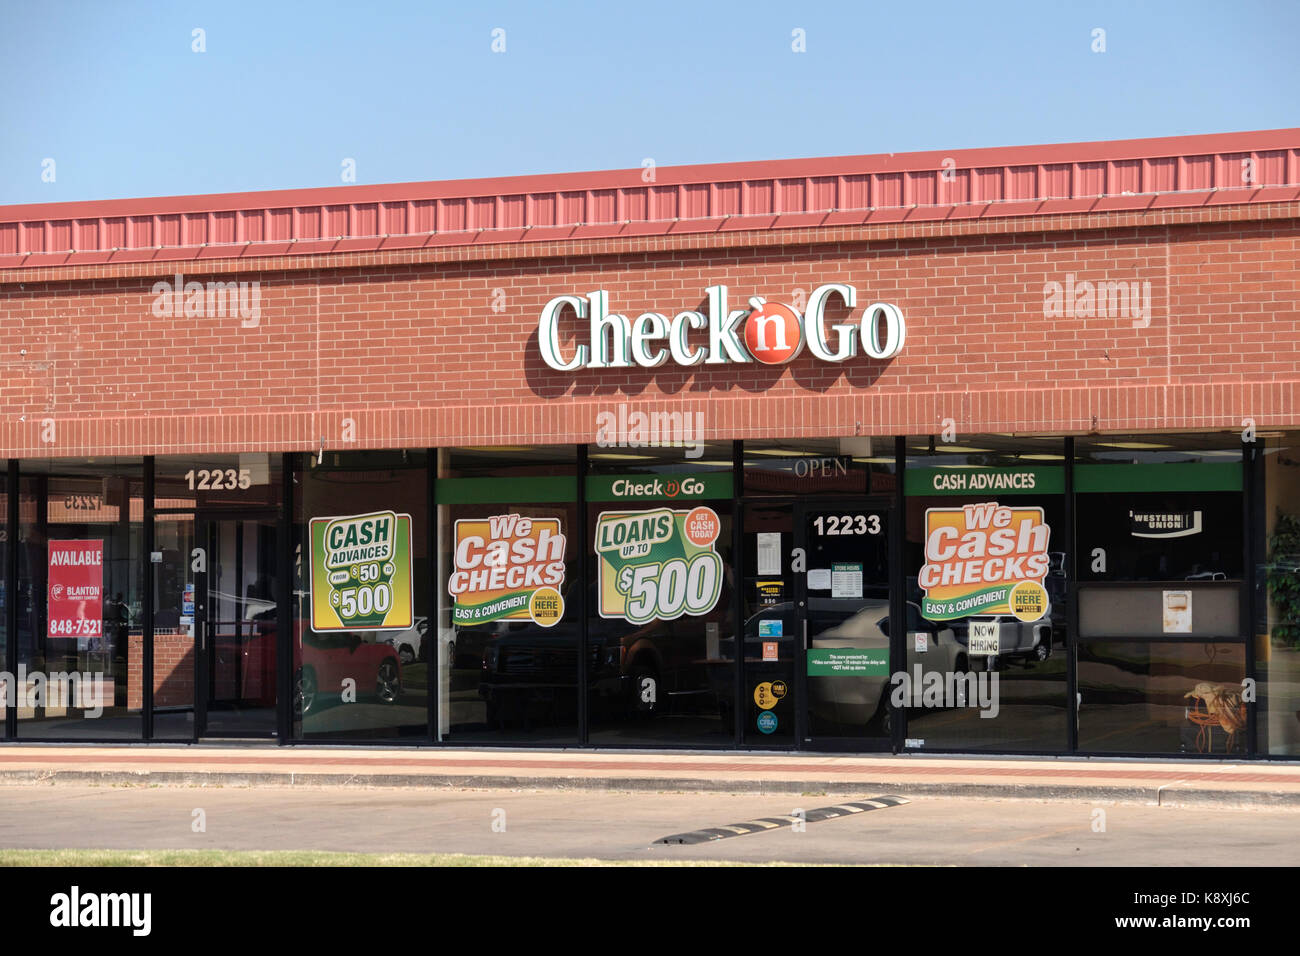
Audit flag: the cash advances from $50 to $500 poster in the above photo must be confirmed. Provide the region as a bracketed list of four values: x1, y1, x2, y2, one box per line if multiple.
[595, 506, 723, 623]
[309, 510, 414, 632]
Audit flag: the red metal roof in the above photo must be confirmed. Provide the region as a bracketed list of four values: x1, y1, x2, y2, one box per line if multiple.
[1, 128, 1297, 271]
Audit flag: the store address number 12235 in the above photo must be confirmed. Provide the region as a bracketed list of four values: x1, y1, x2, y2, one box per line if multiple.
[185, 468, 254, 491]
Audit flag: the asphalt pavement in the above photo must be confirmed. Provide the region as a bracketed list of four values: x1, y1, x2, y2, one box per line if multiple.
[0, 785, 1296, 865]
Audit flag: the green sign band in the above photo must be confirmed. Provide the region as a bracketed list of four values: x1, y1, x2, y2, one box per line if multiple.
[437, 476, 577, 504]
[1074, 462, 1241, 493]
[586, 473, 733, 502]
[907, 462, 1241, 496]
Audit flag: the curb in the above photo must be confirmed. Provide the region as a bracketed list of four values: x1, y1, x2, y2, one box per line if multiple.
[1, 768, 1297, 809]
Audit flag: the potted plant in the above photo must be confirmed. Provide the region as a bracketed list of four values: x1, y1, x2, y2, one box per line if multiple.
[1267, 512, 1300, 649]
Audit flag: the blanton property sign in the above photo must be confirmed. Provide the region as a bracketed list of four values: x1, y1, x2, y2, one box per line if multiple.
[48, 540, 103, 643]
[309, 511, 414, 632]
[918, 502, 1052, 622]
[539, 284, 905, 371]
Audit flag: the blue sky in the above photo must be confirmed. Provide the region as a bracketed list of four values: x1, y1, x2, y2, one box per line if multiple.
[1, 0, 1296, 205]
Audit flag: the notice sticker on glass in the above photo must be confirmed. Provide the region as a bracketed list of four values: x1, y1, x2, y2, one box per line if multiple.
[757, 532, 782, 575]
[1163, 590, 1192, 633]
[969, 620, 1000, 656]
[831, 562, 862, 599]
[807, 568, 832, 591]
[759, 619, 783, 638]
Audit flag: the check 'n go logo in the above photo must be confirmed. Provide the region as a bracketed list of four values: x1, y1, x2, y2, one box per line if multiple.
[743, 297, 804, 365]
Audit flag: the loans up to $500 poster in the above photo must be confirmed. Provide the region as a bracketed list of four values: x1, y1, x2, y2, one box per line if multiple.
[596, 506, 723, 623]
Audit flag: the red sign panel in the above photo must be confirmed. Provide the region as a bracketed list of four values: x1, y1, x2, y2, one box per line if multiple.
[48, 539, 103, 642]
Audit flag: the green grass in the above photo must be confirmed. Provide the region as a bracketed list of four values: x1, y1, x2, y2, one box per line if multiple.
[0, 849, 824, 867]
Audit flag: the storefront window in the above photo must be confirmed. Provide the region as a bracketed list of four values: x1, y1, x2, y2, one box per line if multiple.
[904, 436, 1069, 752]
[587, 445, 735, 746]
[1078, 642, 1246, 754]
[0, 472, 8, 735]
[438, 446, 579, 744]
[739, 439, 897, 749]
[1076, 434, 1243, 582]
[17, 459, 144, 739]
[295, 450, 429, 740]
[739, 501, 797, 746]
[1074, 433, 1247, 754]
[742, 437, 893, 496]
[1258, 431, 1300, 756]
[154, 454, 284, 739]
[150, 508, 198, 739]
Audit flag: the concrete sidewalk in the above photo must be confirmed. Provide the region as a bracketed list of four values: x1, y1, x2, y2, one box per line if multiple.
[1, 744, 1299, 809]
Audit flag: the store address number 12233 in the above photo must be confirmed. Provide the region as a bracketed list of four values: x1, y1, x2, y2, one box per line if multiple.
[813, 514, 882, 536]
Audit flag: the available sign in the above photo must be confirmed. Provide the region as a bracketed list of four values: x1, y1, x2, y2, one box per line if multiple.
[807, 647, 890, 676]
[595, 506, 723, 623]
[918, 502, 1051, 622]
[48, 540, 103, 642]
[309, 510, 414, 632]
[539, 283, 905, 371]
[448, 514, 567, 627]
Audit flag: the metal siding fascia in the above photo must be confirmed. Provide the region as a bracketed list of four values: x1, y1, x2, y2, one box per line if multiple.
[2, 129, 1299, 269]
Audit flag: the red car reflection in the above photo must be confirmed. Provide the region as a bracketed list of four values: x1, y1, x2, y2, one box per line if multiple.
[238, 616, 402, 717]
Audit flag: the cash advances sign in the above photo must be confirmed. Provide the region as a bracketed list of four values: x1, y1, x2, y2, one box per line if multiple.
[538, 284, 905, 371]
[309, 510, 414, 632]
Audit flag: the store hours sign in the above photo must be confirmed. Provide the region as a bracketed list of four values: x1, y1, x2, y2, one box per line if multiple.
[309, 510, 414, 632]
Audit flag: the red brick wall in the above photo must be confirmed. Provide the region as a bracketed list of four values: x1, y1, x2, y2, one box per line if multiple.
[127, 631, 194, 710]
[0, 201, 1296, 456]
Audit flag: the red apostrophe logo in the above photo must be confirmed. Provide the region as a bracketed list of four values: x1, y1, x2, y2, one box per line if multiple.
[743, 297, 804, 364]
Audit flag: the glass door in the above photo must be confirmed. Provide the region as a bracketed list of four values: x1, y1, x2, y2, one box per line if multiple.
[197, 513, 280, 737]
[795, 500, 895, 750]
[740, 501, 798, 747]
